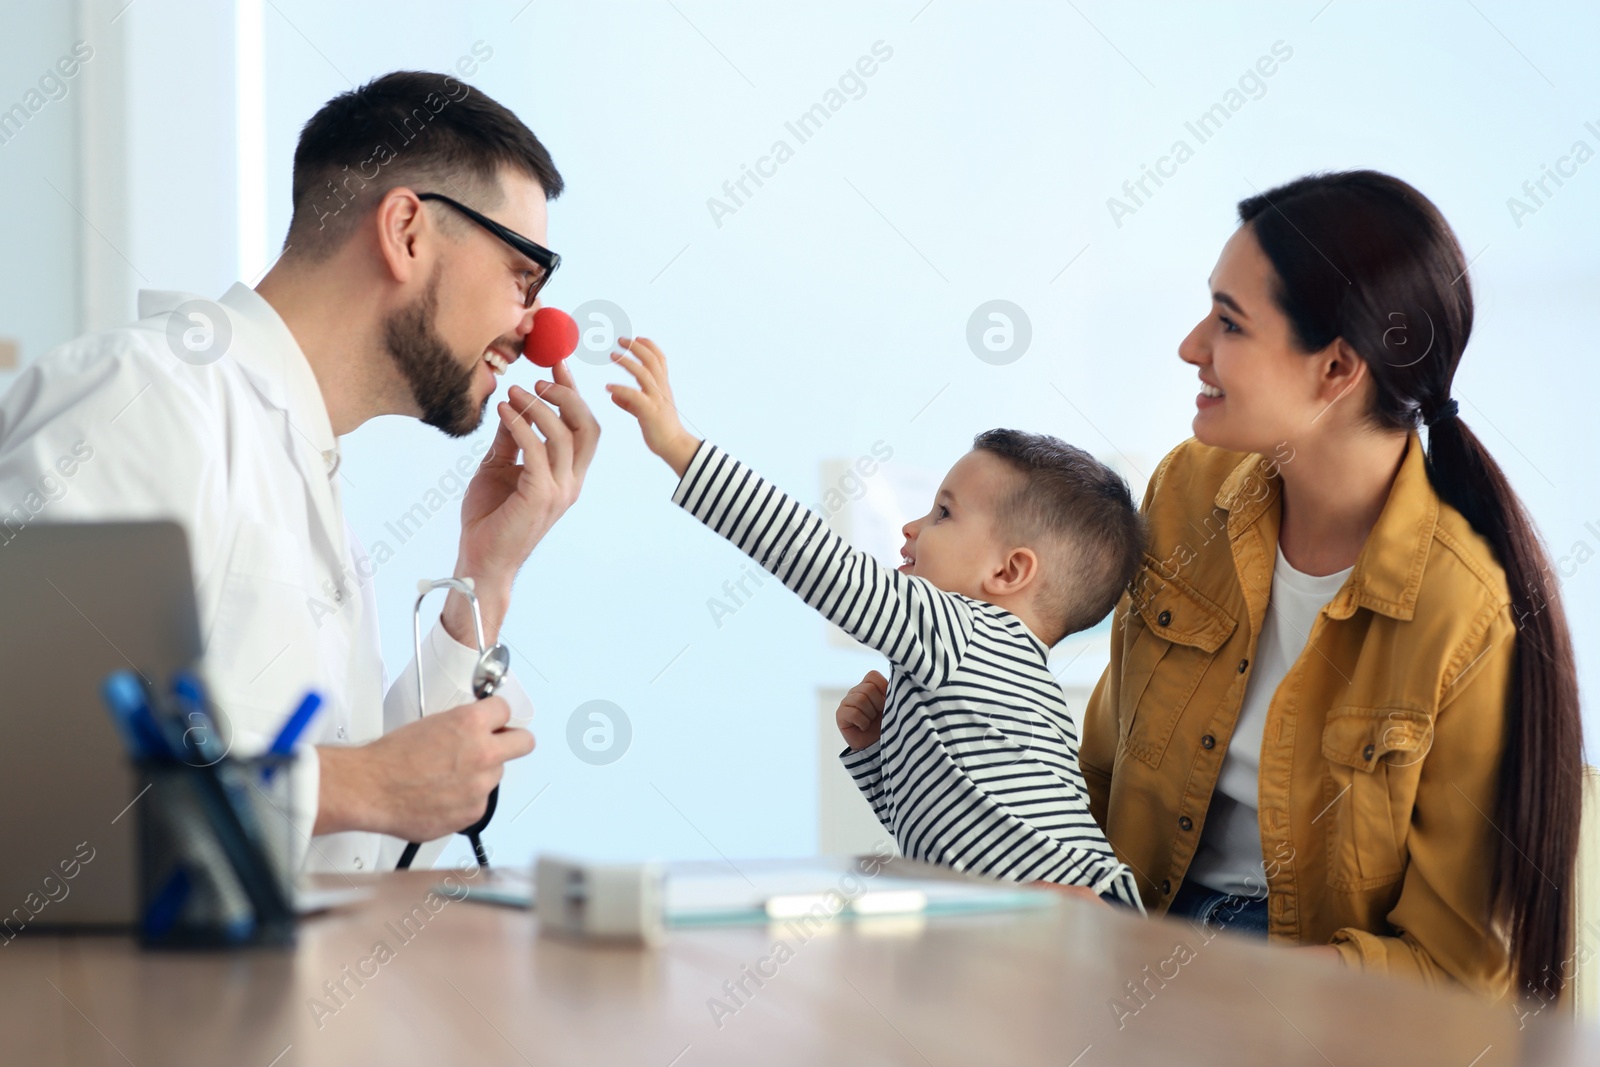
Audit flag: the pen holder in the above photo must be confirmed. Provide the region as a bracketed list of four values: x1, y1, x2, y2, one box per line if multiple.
[135, 754, 298, 948]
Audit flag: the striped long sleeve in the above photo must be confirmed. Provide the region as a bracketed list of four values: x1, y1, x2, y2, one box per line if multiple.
[673, 443, 974, 690]
[674, 443, 1142, 910]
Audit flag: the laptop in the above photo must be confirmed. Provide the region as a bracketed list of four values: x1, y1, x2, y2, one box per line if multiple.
[0, 521, 373, 936]
[0, 521, 200, 930]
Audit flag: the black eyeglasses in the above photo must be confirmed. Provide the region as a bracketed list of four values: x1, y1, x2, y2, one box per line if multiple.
[417, 192, 561, 308]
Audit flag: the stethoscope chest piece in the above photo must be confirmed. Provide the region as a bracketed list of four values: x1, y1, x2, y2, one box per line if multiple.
[396, 577, 509, 870]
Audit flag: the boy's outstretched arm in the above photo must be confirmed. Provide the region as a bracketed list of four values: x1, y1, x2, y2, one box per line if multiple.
[608, 338, 974, 692]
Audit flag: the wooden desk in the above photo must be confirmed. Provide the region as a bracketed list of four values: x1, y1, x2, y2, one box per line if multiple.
[2, 865, 1591, 1066]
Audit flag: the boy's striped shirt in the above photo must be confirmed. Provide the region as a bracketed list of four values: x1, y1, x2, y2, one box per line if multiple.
[674, 443, 1142, 910]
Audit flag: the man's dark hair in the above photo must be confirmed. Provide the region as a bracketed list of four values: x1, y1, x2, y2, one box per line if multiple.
[971, 429, 1145, 642]
[285, 71, 563, 260]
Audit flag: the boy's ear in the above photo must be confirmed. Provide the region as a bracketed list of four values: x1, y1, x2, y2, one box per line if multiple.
[983, 546, 1039, 598]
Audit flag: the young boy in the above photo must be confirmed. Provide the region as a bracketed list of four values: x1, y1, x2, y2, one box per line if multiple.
[608, 338, 1146, 908]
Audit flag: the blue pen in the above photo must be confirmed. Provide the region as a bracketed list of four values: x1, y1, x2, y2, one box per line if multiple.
[142, 867, 192, 940]
[170, 670, 230, 767]
[261, 691, 323, 782]
[100, 670, 178, 760]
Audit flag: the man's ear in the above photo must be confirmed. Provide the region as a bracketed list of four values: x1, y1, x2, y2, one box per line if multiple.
[373, 188, 428, 287]
[983, 546, 1039, 599]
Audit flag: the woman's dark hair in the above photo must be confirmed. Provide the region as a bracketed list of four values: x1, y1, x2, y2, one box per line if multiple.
[1238, 170, 1582, 1001]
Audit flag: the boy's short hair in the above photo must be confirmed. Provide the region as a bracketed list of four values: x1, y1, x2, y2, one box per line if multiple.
[971, 429, 1146, 641]
[286, 71, 563, 261]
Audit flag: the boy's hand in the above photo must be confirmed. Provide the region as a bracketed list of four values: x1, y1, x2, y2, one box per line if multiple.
[606, 336, 701, 477]
[837, 670, 888, 751]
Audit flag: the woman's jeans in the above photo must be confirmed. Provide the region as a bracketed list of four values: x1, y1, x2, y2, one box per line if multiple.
[1166, 879, 1270, 938]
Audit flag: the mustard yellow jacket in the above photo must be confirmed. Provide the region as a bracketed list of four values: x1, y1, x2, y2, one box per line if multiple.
[1082, 432, 1515, 998]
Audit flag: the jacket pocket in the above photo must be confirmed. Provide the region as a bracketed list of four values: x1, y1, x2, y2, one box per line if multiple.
[1119, 554, 1237, 770]
[1320, 704, 1434, 891]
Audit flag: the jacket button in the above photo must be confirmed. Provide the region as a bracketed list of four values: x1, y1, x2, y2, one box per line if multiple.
[1201, 734, 1215, 749]
[1178, 815, 1193, 831]
[1237, 658, 1249, 673]
[1157, 610, 1172, 627]
[1160, 879, 1172, 895]
[1363, 743, 1376, 760]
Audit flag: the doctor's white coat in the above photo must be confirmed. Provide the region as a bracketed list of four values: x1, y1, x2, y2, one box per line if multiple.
[0, 282, 536, 872]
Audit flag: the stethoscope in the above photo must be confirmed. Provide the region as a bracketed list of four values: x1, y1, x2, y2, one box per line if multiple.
[395, 577, 510, 871]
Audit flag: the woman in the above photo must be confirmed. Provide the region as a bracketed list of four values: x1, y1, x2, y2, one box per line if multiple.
[1079, 170, 1582, 1002]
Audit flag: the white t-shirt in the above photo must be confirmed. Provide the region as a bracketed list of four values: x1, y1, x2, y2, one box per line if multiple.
[1187, 544, 1352, 896]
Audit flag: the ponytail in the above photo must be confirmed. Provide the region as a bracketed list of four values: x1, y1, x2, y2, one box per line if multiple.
[1426, 414, 1582, 1003]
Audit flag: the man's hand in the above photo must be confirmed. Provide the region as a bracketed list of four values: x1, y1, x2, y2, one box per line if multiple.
[314, 696, 534, 841]
[605, 336, 701, 478]
[837, 669, 888, 751]
[446, 359, 600, 646]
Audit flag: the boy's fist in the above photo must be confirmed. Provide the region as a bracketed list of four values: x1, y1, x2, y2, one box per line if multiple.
[836, 669, 888, 751]
[606, 336, 701, 477]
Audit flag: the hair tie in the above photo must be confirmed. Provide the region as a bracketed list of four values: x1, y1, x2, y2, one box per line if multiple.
[1424, 398, 1459, 427]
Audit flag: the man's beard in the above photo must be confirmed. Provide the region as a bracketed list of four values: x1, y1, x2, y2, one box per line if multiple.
[383, 266, 485, 438]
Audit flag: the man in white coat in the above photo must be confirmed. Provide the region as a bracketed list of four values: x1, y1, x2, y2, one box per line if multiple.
[0, 71, 596, 872]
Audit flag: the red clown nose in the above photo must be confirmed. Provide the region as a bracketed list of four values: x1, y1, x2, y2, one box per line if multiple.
[524, 307, 579, 368]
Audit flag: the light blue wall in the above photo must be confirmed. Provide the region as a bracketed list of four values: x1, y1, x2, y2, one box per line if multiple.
[0, 2, 83, 363]
[123, 0, 238, 297]
[4, 1, 1598, 871]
